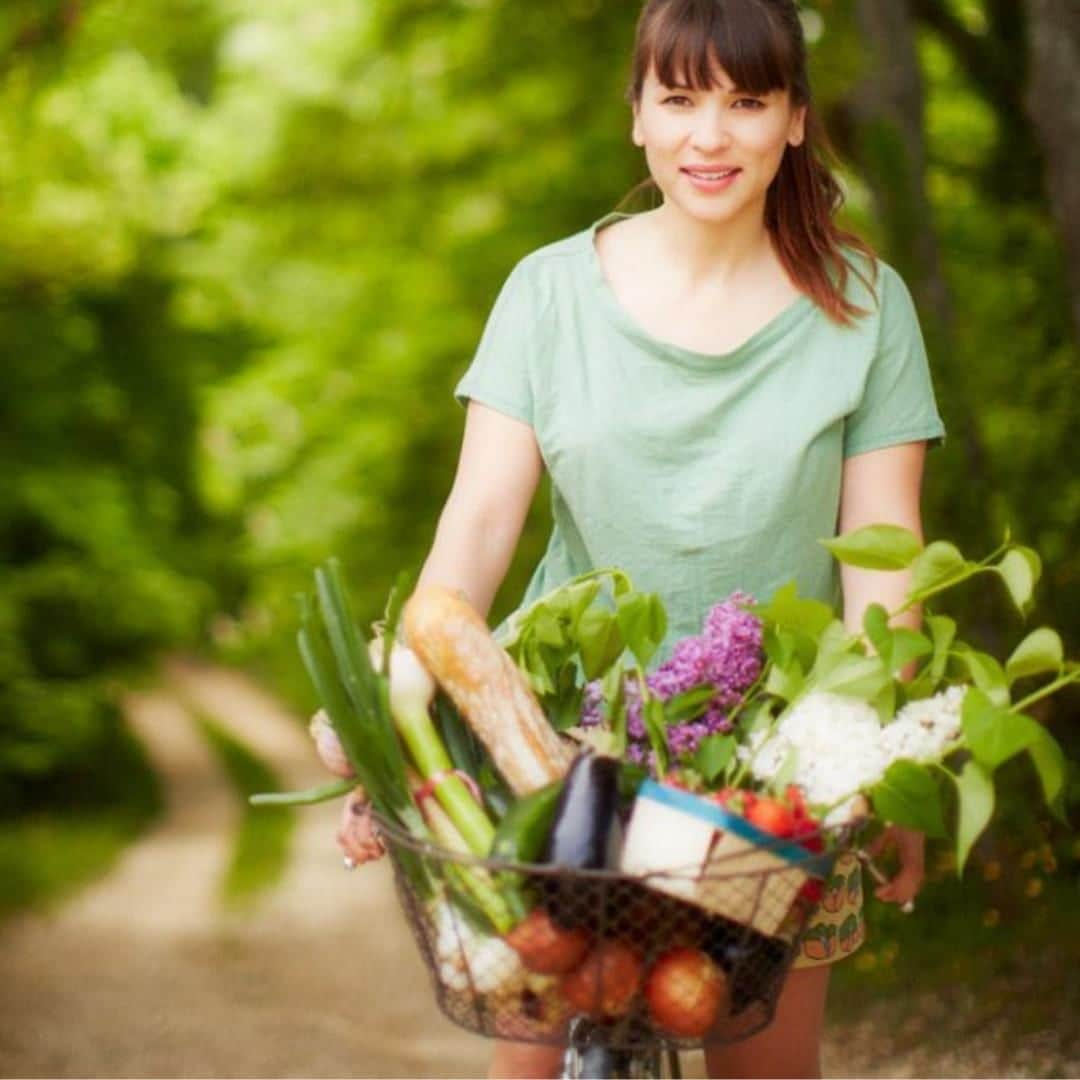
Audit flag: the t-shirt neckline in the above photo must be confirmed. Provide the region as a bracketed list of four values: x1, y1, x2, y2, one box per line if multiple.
[584, 210, 817, 369]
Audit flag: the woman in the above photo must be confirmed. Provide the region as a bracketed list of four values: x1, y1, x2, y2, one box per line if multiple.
[339, 0, 943, 1075]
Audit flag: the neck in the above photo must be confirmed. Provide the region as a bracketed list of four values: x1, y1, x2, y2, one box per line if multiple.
[648, 199, 774, 289]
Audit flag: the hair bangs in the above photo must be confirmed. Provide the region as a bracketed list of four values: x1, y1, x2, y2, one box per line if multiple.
[642, 0, 798, 99]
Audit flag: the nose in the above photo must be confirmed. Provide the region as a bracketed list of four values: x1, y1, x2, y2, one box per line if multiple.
[691, 100, 733, 152]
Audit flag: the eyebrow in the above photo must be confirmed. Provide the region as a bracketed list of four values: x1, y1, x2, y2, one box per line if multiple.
[661, 82, 758, 94]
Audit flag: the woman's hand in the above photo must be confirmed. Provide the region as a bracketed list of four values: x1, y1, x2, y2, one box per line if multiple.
[308, 709, 355, 778]
[865, 824, 924, 907]
[338, 789, 386, 867]
[306, 709, 384, 867]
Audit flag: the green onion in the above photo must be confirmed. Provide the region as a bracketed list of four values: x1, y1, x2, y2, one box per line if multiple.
[300, 576, 421, 836]
[249, 778, 355, 806]
[377, 640, 495, 856]
[420, 789, 513, 934]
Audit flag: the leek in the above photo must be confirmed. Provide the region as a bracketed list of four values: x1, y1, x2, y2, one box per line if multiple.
[376, 639, 495, 857]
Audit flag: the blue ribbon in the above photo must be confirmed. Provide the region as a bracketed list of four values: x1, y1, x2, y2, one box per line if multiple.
[637, 779, 835, 877]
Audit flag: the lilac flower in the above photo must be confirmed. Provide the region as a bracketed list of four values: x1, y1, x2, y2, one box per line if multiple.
[667, 720, 708, 757]
[702, 705, 733, 735]
[648, 635, 711, 699]
[580, 681, 603, 727]
[624, 680, 646, 741]
[701, 591, 763, 707]
[625, 742, 656, 771]
[576, 592, 763, 773]
[580, 674, 645, 738]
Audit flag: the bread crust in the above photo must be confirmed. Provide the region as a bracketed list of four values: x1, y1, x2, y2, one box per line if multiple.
[403, 585, 572, 794]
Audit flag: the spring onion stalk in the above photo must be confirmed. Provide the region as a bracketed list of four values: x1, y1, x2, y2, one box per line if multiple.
[373, 639, 496, 858]
[249, 778, 356, 806]
[305, 567, 423, 838]
[434, 694, 512, 820]
[417, 780, 514, 935]
[304, 567, 434, 898]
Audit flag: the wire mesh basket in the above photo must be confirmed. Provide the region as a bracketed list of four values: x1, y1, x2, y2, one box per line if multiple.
[374, 812, 840, 1051]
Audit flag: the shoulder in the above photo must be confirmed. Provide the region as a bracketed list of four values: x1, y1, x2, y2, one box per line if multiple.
[515, 225, 591, 279]
[834, 246, 921, 334]
[501, 224, 593, 315]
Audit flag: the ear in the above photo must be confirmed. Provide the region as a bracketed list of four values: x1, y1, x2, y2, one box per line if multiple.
[631, 104, 645, 148]
[787, 104, 807, 147]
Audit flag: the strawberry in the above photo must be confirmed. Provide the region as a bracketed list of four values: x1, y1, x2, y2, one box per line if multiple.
[744, 796, 796, 838]
[785, 784, 810, 821]
[791, 815, 825, 853]
[710, 787, 753, 817]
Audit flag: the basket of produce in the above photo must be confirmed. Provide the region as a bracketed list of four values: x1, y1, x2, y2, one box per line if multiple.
[374, 809, 829, 1049]
[255, 524, 1078, 1049]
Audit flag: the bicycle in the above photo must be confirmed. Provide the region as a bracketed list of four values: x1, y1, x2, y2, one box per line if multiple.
[374, 812, 844, 1079]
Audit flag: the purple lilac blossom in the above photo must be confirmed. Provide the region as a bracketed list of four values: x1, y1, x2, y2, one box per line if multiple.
[577, 593, 763, 772]
[580, 675, 646, 739]
[625, 743, 656, 771]
[580, 681, 603, 727]
[702, 591, 763, 707]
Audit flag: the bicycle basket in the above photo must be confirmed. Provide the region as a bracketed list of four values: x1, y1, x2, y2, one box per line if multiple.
[373, 813, 839, 1051]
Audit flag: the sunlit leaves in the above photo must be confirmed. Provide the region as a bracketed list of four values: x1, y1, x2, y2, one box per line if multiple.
[820, 524, 923, 570]
[870, 761, 947, 837]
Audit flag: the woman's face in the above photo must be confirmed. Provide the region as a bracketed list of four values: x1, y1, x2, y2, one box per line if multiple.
[631, 60, 806, 228]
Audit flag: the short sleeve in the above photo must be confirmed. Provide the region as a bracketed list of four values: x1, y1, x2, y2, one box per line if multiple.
[454, 256, 547, 426]
[843, 264, 947, 458]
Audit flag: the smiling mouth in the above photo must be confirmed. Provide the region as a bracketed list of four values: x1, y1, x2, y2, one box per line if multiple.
[681, 167, 740, 180]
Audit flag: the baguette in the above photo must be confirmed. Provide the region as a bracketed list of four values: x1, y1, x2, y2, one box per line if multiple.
[403, 585, 572, 794]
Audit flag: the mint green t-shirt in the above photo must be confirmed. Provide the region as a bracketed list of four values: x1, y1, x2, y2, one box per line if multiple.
[455, 211, 946, 661]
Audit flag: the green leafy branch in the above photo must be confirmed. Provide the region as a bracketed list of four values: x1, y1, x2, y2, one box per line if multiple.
[815, 524, 1078, 873]
[498, 568, 668, 742]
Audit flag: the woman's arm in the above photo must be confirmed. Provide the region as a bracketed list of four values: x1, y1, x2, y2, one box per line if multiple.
[838, 440, 927, 639]
[417, 400, 545, 618]
[338, 400, 543, 865]
[837, 439, 929, 906]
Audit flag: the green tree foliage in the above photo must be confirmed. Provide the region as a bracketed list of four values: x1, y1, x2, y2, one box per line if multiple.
[0, 1, 246, 807]
[2, 0, 1077, 813]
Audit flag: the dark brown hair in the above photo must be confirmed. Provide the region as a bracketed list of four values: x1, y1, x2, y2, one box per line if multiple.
[622, 0, 877, 325]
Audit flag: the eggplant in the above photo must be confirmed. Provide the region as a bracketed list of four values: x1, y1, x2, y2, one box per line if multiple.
[540, 750, 624, 930]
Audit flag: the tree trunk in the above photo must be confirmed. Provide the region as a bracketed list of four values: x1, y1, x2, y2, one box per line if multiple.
[840, 0, 993, 547]
[1025, 0, 1080, 343]
[847, 0, 951, 333]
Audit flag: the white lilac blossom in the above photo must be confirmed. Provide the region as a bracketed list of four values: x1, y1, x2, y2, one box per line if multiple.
[881, 685, 967, 763]
[580, 593, 763, 765]
[746, 687, 969, 817]
[745, 692, 890, 809]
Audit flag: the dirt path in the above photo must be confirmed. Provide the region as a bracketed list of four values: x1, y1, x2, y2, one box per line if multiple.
[1, 657, 1073, 1078]
[0, 657, 490, 1078]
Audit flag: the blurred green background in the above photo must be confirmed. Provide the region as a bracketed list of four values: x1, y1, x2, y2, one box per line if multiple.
[1, 0, 1078, 1070]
